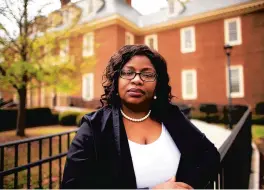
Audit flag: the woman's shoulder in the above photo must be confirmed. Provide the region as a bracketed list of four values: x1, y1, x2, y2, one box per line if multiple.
[80, 106, 112, 124]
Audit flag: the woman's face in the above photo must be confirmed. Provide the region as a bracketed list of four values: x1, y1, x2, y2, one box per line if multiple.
[118, 55, 157, 106]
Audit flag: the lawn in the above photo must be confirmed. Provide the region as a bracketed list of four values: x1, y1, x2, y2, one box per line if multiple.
[252, 125, 264, 140]
[0, 125, 78, 189]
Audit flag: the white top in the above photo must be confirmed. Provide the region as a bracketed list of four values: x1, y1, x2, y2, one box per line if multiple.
[128, 123, 181, 188]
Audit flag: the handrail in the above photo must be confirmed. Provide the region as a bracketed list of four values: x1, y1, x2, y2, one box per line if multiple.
[218, 106, 251, 161]
[0, 128, 78, 148]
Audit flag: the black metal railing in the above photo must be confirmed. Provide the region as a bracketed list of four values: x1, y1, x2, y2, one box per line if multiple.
[0, 129, 78, 189]
[209, 106, 252, 189]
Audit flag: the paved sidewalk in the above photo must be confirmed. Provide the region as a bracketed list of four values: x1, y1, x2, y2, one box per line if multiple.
[190, 119, 231, 149]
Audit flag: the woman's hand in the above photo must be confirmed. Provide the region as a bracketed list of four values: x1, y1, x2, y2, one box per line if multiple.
[152, 176, 193, 189]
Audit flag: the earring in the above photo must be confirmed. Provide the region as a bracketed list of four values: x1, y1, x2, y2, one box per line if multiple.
[154, 95, 157, 100]
[116, 93, 119, 96]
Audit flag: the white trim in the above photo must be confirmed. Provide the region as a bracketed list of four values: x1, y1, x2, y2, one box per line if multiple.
[180, 26, 196, 53]
[144, 34, 158, 50]
[226, 65, 244, 98]
[83, 32, 94, 57]
[125, 32, 134, 45]
[224, 17, 242, 46]
[181, 69, 197, 100]
[82, 73, 94, 101]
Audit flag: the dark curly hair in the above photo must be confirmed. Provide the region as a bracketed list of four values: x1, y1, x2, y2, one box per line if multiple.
[100, 44, 174, 121]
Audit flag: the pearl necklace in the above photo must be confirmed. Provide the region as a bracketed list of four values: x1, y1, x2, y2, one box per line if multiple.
[120, 109, 151, 122]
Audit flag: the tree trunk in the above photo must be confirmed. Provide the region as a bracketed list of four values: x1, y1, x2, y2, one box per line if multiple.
[16, 87, 27, 136]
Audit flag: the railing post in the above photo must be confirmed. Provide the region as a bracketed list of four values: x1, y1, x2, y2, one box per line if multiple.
[49, 137, 53, 189]
[27, 142, 31, 189]
[0, 147, 4, 189]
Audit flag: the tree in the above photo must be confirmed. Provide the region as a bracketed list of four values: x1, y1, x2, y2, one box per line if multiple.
[0, 0, 81, 136]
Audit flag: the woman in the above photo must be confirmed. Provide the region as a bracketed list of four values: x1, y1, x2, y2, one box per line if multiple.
[61, 45, 220, 189]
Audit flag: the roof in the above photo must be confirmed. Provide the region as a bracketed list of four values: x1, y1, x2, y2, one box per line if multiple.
[56, 0, 260, 29]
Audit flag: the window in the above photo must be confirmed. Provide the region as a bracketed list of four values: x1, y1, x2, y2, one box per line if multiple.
[60, 39, 69, 58]
[182, 70, 197, 100]
[224, 17, 242, 46]
[226, 65, 244, 98]
[82, 73, 94, 101]
[145, 34, 158, 50]
[125, 32, 134, 45]
[83, 33, 94, 57]
[180, 26, 196, 53]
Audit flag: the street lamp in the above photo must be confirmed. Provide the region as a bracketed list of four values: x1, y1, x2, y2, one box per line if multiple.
[224, 44, 233, 129]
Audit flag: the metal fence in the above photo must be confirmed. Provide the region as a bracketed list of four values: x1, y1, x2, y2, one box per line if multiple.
[209, 106, 252, 189]
[0, 129, 78, 189]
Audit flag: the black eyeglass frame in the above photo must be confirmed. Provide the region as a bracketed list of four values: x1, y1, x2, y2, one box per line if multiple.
[119, 70, 158, 82]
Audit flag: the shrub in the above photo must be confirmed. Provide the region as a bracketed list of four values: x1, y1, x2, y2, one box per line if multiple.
[252, 114, 264, 125]
[255, 102, 264, 115]
[199, 104, 218, 115]
[199, 104, 219, 123]
[222, 105, 248, 125]
[59, 111, 80, 126]
[76, 112, 88, 127]
[0, 107, 57, 132]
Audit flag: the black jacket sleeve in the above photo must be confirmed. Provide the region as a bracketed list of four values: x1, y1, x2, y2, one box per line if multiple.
[60, 116, 97, 189]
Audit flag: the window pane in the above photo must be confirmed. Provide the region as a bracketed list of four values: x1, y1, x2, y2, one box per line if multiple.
[230, 69, 240, 93]
[126, 35, 131, 45]
[229, 21, 237, 42]
[186, 73, 193, 95]
[149, 38, 154, 49]
[184, 30, 192, 49]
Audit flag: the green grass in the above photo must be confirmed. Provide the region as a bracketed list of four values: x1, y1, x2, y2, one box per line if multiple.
[252, 125, 264, 140]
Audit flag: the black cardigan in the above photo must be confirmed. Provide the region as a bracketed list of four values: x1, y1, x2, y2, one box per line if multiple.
[61, 104, 220, 189]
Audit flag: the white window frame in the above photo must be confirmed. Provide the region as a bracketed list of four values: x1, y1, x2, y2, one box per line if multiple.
[181, 69, 197, 100]
[82, 73, 94, 101]
[59, 39, 69, 58]
[83, 32, 94, 57]
[180, 26, 196, 53]
[144, 34, 158, 50]
[125, 32, 134, 45]
[224, 17, 242, 46]
[226, 65, 244, 98]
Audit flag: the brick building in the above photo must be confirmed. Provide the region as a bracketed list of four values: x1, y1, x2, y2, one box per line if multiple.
[1, 0, 264, 109]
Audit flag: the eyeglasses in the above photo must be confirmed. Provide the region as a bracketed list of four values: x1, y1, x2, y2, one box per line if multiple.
[119, 70, 157, 82]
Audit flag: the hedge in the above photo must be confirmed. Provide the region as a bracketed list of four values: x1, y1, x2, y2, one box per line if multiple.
[58, 111, 80, 126]
[59, 109, 95, 126]
[0, 108, 58, 132]
[256, 102, 264, 115]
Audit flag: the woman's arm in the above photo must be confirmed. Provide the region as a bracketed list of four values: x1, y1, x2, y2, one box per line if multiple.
[60, 116, 98, 189]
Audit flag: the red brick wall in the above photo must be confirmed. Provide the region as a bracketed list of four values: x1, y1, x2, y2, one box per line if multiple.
[156, 11, 264, 108]
[94, 25, 123, 98]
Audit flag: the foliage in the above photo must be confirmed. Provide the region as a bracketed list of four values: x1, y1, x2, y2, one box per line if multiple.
[75, 110, 95, 126]
[0, 107, 58, 131]
[0, 0, 83, 136]
[59, 111, 80, 126]
[256, 102, 264, 115]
